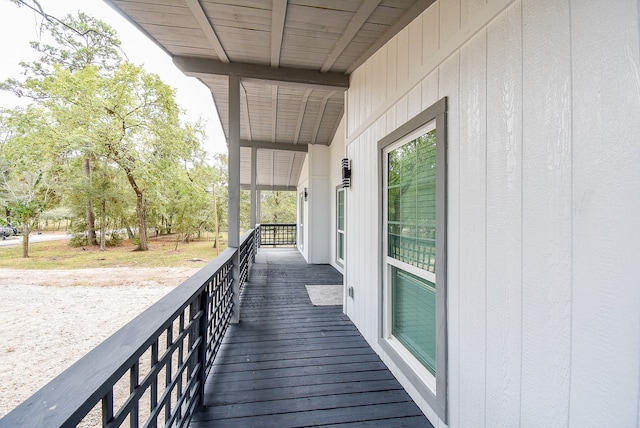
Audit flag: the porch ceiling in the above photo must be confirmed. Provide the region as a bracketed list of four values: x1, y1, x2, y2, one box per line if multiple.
[104, 0, 434, 188]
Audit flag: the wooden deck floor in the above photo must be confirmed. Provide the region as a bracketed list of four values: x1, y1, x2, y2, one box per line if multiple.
[190, 248, 432, 427]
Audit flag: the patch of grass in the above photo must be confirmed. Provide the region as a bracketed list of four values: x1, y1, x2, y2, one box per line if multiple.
[0, 236, 228, 269]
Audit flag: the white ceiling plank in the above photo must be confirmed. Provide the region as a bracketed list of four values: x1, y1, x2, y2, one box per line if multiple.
[184, 0, 230, 62]
[271, 0, 288, 67]
[320, 0, 381, 72]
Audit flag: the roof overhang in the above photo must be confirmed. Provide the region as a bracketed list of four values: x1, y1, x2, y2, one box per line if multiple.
[104, 0, 435, 188]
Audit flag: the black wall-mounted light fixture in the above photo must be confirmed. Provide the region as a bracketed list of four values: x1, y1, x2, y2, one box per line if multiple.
[304, 187, 308, 201]
[341, 158, 351, 188]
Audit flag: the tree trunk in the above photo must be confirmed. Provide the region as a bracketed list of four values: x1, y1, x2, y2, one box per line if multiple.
[84, 157, 98, 246]
[99, 199, 107, 251]
[124, 168, 149, 251]
[135, 194, 149, 251]
[22, 223, 30, 258]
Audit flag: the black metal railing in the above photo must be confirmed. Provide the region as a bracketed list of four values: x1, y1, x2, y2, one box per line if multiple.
[259, 223, 296, 247]
[254, 223, 261, 251]
[388, 233, 436, 272]
[0, 227, 260, 428]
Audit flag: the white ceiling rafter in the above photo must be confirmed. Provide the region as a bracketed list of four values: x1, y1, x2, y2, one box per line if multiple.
[184, 0, 229, 63]
[320, 0, 381, 72]
[240, 82, 252, 142]
[270, 150, 275, 187]
[346, 0, 436, 74]
[272, 85, 278, 143]
[286, 152, 295, 186]
[271, 0, 288, 67]
[311, 91, 336, 144]
[294, 88, 313, 144]
[326, 103, 345, 146]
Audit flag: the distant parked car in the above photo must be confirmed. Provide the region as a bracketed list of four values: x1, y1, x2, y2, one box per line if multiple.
[0, 226, 13, 240]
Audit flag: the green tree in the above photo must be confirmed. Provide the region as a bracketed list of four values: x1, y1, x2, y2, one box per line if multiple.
[92, 61, 200, 251]
[156, 143, 214, 245]
[2, 7, 208, 252]
[260, 191, 297, 224]
[0, 106, 61, 257]
[211, 153, 229, 237]
[2, 9, 124, 246]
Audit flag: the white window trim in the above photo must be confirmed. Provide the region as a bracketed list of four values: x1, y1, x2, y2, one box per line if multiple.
[336, 186, 346, 266]
[298, 191, 304, 251]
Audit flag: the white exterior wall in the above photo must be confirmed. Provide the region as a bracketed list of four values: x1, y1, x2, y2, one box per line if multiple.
[298, 144, 332, 264]
[297, 120, 346, 269]
[344, 0, 640, 427]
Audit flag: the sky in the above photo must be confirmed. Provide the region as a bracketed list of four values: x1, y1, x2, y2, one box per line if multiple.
[0, 0, 227, 156]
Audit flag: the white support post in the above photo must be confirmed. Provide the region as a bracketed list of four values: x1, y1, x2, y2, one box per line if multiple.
[257, 190, 261, 226]
[228, 73, 241, 324]
[250, 146, 257, 228]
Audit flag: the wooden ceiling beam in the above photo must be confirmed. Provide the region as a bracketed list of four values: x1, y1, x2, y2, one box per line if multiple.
[173, 56, 349, 89]
[240, 184, 298, 191]
[184, 0, 229, 62]
[240, 139, 309, 153]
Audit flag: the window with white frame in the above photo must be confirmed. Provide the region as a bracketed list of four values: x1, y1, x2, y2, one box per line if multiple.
[386, 126, 437, 373]
[378, 97, 447, 422]
[336, 187, 345, 266]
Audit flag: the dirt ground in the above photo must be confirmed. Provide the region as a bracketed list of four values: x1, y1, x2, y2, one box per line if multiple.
[0, 267, 199, 420]
[0, 266, 199, 288]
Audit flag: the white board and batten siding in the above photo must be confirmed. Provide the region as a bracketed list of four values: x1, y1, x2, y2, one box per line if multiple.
[343, 0, 640, 426]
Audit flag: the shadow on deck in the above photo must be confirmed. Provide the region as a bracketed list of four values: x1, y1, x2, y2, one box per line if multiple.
[190, 248, 433, 427]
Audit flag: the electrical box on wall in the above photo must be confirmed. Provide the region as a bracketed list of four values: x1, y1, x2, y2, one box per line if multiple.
[348, 286, 354, 298]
